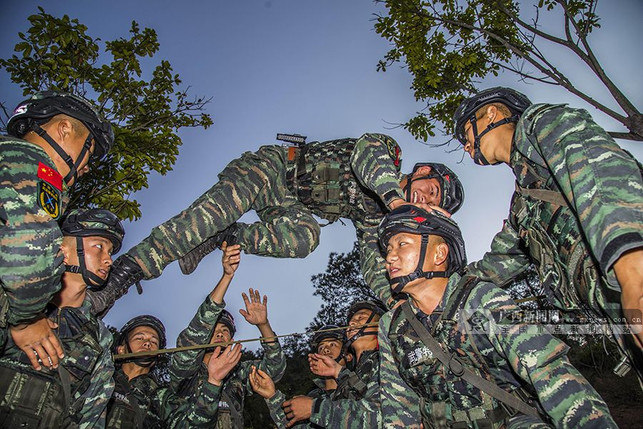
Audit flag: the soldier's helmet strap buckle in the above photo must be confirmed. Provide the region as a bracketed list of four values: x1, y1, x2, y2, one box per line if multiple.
[448, 354, 465, 377]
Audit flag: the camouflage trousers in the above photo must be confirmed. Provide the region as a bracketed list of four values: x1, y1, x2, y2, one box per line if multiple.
[128, 145, 321, 278]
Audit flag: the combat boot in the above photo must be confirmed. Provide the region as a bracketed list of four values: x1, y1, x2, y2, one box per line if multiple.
[87, 255, 145, 317]
[179, 223, 239, 275]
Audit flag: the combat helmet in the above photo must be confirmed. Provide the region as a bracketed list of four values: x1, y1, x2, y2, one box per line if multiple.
[61, 208, 125, 290]
[216, 310, 237, 337]
[453, 87, 531, 165]
[7, 90, 114, 185]
[379, 205, 467, 294]
[402, 162, 465, 214]
[119, 314, 167, 350]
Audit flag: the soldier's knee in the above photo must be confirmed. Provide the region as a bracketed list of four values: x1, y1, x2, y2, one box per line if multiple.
[291, 221, 320, 258]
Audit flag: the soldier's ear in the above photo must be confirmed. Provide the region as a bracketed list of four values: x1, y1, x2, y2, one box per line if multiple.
[414, 165, 432, 177]
[433, 242, 449, 268]
[116, 344, 126, 355]
[60, 236, 75, 264]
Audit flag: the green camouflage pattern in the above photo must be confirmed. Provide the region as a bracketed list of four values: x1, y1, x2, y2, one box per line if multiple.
[124, 133, 403, 290]
[467, 103, 643, 363]
[0, 298, 114, 428]
[170, 296, 287, 428]
[0, 137, 69, 345]
[309, 350, 381, 428]
[379, 273, 617, 428]
[264, 380, 331, 428]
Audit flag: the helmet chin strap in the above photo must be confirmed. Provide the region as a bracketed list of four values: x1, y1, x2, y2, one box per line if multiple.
[65, 237, 106, 290]
[32, 123, 93, 185]
[341, 311, 379, 359]
[469, 114, 519, 166]
[389, 234, 448, 295]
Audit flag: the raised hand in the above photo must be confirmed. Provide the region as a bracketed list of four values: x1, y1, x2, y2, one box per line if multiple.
[308, 352, 342, 378]
[239, 288, 268, 327]
[282, 396, 314, 427]
[249, 365, 276, 399]
[221, 242, 242, 277]
[206, 343, 242, 386]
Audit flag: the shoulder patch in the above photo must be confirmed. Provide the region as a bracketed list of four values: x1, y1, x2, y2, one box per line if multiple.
[37, 181, 62, 220]
[37, 162, 63, 191]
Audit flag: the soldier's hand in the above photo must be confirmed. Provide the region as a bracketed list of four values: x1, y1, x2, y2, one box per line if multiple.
[221, 242, 241, 277]
[206, 343, 242, 385]
[239, 288, 268, 326]
[10, 317, 64, 370]
[614, 248, 643, 349]
[282, 396, 313, 427]
[308, 353, 342, 378]
[249, 365, 276, 399]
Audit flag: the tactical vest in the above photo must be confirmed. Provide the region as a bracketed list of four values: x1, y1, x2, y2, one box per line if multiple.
[0, 306, 103, 428]
[285, 138, 389, 223]
[388, 278, 537, 428]
[106, 370, 159, 429]
[511, 106, 605, 316]
[331, 349, 379, 401]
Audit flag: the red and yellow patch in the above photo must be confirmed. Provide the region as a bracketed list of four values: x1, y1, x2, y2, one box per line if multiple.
[37, 162, 62, 191]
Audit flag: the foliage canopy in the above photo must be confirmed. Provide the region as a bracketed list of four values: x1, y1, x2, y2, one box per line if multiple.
[0, 8, 213, 220]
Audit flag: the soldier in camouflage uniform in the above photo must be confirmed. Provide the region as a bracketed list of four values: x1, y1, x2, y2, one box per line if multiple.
[0, 208, 123, 428]
[453, 87, 643, 377]
[377, 205, 617, 428]
[107, 314, 224, 428]
[167, 242, 286, 428]
[250, 324, 353, 428]
[90, 132, 464, 312]
[0, 91, 113, 369]
[268, 300, 384, 428]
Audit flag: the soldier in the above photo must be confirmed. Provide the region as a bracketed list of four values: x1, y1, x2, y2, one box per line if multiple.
[0, 208, 123, 428]
[107, 246, 252, 428]
[89, 130, 464, 312]
[265, 300, 384, 428]
[249, 325, 352, 428]
[1, 90, 113, 369]
[168, 241, 286, 428]
[378, 205, 617, 428]
[453, 87, 643, 377]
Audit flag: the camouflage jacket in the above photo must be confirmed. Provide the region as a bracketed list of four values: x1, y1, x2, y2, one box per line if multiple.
[468, 104, 643, 316]
[289, 133, 405, 306]
[0, 137, 69, 332]
[171, 297, 287, 428]
[0, 297, 114, 429]
[308, 349, 381, 428]
[379, 273, 617, 428]
[106, 367, 222, 429]
[265, 380, 331, 428]
[286, 133, 403, 223]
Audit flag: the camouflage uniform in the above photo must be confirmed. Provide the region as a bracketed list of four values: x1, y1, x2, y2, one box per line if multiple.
[170, 296, 287, 428]
[467, 104, 643, 369]
[264, 381, 330, 428]
[379, 272, 617, 428]
[0, 297, 114, 428]
[105, 367, 221, 428]
[0, 137, 69, 349]
[124, 133, 403, 304]
[264, 351, 381, 429]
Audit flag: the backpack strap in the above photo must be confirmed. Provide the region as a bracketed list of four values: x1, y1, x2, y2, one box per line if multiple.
[399, 301, 539, 418]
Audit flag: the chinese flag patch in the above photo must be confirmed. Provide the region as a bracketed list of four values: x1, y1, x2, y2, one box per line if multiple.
[37, 162, 63, 191]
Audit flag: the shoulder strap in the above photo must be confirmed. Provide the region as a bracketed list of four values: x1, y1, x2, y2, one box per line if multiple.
[514, 182, 567, 207]
[400, 301, 539, 418]
[441, 276, 480, 321]
[221, 387, 244, 428]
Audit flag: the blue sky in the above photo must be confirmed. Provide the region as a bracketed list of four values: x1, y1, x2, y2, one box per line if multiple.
[2, 1, 641, 350]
